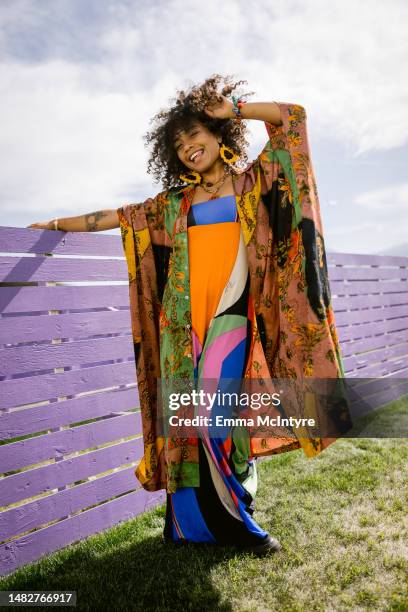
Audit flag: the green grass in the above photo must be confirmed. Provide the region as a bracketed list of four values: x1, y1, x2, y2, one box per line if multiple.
[1, 397, 408, 611]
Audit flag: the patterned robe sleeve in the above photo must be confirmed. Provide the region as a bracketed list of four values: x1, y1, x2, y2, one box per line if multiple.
[255, 101, 346, 376]
[116, 192, 168, 345]
[116, 191, 170, 491]
[249, 102, 353, 456]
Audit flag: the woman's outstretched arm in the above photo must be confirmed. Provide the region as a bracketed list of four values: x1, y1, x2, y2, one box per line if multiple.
[27, 209, 120, 231]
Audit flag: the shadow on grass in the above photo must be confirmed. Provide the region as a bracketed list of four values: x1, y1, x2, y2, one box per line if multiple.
[347, 393, 408, 438]
[1, 522, 246, 612]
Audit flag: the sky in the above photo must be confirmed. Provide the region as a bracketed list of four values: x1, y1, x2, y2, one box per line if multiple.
[1, 0, 407, 255]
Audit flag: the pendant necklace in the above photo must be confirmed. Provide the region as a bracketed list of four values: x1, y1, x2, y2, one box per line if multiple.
[200, 166, 230, 200]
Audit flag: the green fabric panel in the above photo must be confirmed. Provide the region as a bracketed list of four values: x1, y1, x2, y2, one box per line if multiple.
[159, 229, 194, 380]
[231, 425, 251, 475]
[336, 346, 346, 378]
[273, 149, 302, 230]
[165, 187, 184, 240]
[166, 457, 200, 491]
[240, 460, 258, 499]
[231, 425, 258, 498]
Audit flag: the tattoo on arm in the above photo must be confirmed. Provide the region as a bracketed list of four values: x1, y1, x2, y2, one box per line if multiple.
[84, 211, 107, 232]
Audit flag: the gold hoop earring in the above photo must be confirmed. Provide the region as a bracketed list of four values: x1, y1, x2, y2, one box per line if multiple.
[219, 143, 239, 164]
[179, 170, 202, 184]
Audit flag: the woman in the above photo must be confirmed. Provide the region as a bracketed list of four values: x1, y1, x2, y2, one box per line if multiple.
[28, 74, 352, 555]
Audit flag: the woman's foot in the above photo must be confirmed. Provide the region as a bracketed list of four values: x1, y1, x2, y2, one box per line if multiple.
[162, 533, 282, 555]
[238, 534, 282, 556]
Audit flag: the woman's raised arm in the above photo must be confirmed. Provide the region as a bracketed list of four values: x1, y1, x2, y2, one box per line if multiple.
[236, 101, 283, 125]
[204, 96, 283, 126]
[27, 208, 120, 231]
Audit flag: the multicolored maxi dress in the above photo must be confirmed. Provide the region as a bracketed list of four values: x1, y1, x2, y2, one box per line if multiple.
[163, 194, 271, 546]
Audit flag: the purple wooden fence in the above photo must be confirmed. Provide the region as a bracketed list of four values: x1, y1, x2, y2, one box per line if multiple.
[0, 226, 407, 576]
[0, 227, 165, 577]
[325, 251, 408, 413]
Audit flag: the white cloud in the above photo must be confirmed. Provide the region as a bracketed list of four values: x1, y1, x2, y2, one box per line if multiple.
[0, 0, 407, 255]
[326, 218, 408, 255]
[325, 182, 408, 254]
[354, 183, 408, 212]
[0, 60, 157, 216]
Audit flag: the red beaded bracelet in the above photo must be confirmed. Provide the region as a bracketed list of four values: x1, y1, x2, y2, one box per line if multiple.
[232, 96, 246, 121]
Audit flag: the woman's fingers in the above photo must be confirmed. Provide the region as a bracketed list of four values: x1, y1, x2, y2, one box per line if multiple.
[204, 95, 234, 119]
[27, 221, 51, 229]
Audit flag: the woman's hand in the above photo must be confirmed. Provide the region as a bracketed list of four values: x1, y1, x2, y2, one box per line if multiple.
[204, 94, 235, 120]
[27, 220, 56, 230]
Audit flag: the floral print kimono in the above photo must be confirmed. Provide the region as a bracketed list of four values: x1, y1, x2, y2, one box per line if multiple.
[117, 101, 353, 545]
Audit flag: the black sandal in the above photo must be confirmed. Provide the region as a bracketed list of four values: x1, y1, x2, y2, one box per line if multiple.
[237, 534, 282, 556]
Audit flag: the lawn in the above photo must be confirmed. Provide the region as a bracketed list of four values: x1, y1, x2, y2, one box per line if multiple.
[1, 397, 407, 611]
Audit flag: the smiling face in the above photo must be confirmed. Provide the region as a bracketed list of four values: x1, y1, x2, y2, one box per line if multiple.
[173, 120, 222, 174]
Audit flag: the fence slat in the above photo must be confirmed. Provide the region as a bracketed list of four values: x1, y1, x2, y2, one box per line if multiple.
[334, 292, 408, 310]
[0, 285, 129, 316]
[334, 304, 408, 326]
[336, 317, 408, 343]
[329, 279, 407, 296]
[0, 387, 139, 441]
[0, 361, 138, 410]
[0, 413, 142, 473]
[0, 257, 127, 282]
[0, 310, 132, 345]
[0, 226, 124, 257]
[327, 267, 408, 281]
[343, 342, 408, 372]
[0, 336, 135, 376]
[340, 328, 408, 357]
[326, 252, 408, 267]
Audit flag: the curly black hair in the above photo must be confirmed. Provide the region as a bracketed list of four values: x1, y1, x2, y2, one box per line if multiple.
[143, 74, 254, 190]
